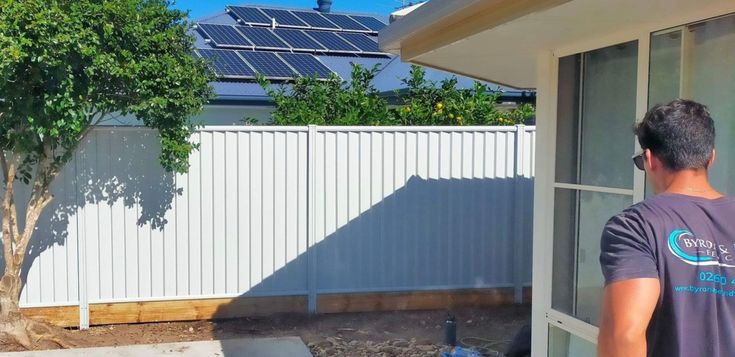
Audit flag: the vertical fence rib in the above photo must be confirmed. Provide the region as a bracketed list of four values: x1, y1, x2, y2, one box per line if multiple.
[77, 140, 89, 329]
[307, 125, 318, 313]
[513, 124, 526, 303]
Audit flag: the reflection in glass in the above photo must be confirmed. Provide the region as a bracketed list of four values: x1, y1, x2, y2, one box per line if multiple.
[552, 189, 632, 326]
[579, 41, 638, 189]
[649, 30, 682, 107]
[548, 325, 597, 357]
[555, 55, 581, 184]
[648, 14, 735, 194]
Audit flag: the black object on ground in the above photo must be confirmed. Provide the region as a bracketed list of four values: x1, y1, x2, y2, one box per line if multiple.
[506, 323, 531, 357]
[444, 314, 457, 346]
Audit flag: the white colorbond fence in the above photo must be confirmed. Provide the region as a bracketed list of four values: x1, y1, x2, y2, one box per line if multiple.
[10, 125, 535, 327]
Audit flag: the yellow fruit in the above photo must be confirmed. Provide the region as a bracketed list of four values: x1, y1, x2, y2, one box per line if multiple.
[436, 102, 444, 109]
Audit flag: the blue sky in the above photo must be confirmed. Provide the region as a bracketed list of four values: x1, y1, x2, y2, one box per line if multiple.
[172, 0, 405, 20]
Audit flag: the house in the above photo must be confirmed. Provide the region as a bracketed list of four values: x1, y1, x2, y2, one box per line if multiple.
[182, 2, 534, 126]
[380, 1, 735, 356]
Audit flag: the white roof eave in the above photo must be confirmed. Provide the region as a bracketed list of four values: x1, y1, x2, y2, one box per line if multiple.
[379, 0, 480, 54]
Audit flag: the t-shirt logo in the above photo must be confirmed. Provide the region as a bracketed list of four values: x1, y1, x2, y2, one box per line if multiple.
[668, 229, 735, 267]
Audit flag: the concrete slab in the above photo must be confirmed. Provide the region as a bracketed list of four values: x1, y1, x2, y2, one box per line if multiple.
[0, 337, 313, 357]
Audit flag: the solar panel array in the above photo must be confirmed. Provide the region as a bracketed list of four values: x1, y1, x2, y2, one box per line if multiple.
[321, 13, 370, 32]
[278, 52, 333, 78]
[197, 49, 335, 80]
[237, 51, 295, 79]
[337, 33, 381, 53]
[350, 15, 388, 32]
[260, 8, 308, 27]
[198, 25, 386, 55]
[305, 31, 359, 52]
[196, 5, 390, 81]
[198, 23, 253, 49]
[273, 28, 326, 51]
[197, 49, 256, 78]
[226, 5, 387, 33]
[236, 26, 289, 50]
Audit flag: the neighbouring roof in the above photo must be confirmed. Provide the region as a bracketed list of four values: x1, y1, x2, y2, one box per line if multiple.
[193, 3, 535, 105]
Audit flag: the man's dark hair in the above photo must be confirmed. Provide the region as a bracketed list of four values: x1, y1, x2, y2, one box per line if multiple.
[634, 99, 715, 171]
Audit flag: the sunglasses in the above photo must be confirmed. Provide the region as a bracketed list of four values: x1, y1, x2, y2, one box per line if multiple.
[632, 150, 645, 171]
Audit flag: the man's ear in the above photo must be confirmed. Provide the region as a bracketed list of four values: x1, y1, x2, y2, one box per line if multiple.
[708, 149, 716, 168]
[644, 149, 658, 171]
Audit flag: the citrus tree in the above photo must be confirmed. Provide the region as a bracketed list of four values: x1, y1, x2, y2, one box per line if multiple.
[392, 65, 535, 125]
[257, 63, 393, 125]
[0, 0, 212, 347]
[259, 64, 534, 126]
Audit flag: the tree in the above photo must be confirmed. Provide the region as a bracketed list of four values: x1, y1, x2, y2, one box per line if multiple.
[391, 65, 535, 126]
[0, 0, 212, 347]
[257, 63, 394, 125]
[259, 63, 534, 126]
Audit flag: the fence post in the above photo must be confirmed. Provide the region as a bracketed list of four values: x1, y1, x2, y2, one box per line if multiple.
[77, 147, 90, 329]
[307, 125, 318, 314]
[513, 124, 526, 304]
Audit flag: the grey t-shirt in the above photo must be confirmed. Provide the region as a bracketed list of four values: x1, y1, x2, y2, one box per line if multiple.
[600, 193, 735, 357]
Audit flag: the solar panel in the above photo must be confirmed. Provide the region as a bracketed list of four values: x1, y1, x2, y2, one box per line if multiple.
[305, 31, 359, 52]
[292, 11, 339, 29]
[350, 15, 387, 32]
[278, 53, 333, 78]
[197, 49, 255, 78]
[260, 8, 308, 27]
[338, 33, 381, 53]
[236, 26, 290, 50]
[237, 51, 296, 78]
[322, 13, 370, 32]
[227, 6, 271, 25]
[273, 29, 326, 51]
[197, 24, 253, 48]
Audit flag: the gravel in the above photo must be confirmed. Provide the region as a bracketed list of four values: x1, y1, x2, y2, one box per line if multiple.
[309, 337, 448, 357]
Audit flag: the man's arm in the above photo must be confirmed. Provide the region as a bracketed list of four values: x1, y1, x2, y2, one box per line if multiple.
[597, 278, 660, 357]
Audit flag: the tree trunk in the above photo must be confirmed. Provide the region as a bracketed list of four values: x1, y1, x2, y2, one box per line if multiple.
[0, 152, 22, 323]
[0, 151, 70, 349]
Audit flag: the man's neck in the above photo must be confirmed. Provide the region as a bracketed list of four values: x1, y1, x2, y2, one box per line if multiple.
[663, 169, 723, 199]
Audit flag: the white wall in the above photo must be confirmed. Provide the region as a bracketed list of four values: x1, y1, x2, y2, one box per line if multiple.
[193, 105, 274, 126]
[99, 105, 275, 127]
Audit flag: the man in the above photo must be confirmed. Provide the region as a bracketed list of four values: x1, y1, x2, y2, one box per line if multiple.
[598, 99, 734, 357]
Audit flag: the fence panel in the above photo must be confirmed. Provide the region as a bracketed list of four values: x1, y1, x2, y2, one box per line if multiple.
[9, 125, 535, 326]
[313, 128, 531, 293]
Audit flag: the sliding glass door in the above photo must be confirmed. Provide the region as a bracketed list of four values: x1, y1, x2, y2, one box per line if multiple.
[545, 12, 735, 356]
[548, 41, 639, 355]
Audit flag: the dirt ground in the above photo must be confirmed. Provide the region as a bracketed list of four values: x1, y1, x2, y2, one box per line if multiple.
[0, 304, 530, 355]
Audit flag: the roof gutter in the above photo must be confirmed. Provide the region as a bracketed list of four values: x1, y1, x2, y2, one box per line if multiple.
[208, 95, 275, 106]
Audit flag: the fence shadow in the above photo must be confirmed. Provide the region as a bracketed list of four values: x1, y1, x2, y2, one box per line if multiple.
[212, 174, 534, 355]
[4, 130, 180, 296]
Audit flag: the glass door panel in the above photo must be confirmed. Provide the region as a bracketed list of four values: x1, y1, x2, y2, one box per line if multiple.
[649, 13, 735, 195]
[552, 189, 632, 324]
[551, 41, 638, 331]
[579, 42, 639, 189]
[688, 14, 735, 194]
[548, 326, 597, 357]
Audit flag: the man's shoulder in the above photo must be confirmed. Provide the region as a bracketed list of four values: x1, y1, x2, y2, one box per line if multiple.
[606, 194, 735, 233]
[602, 197, 666, 236]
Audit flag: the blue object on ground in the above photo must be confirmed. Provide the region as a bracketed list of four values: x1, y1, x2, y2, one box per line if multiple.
[440, 346, 483, 357]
